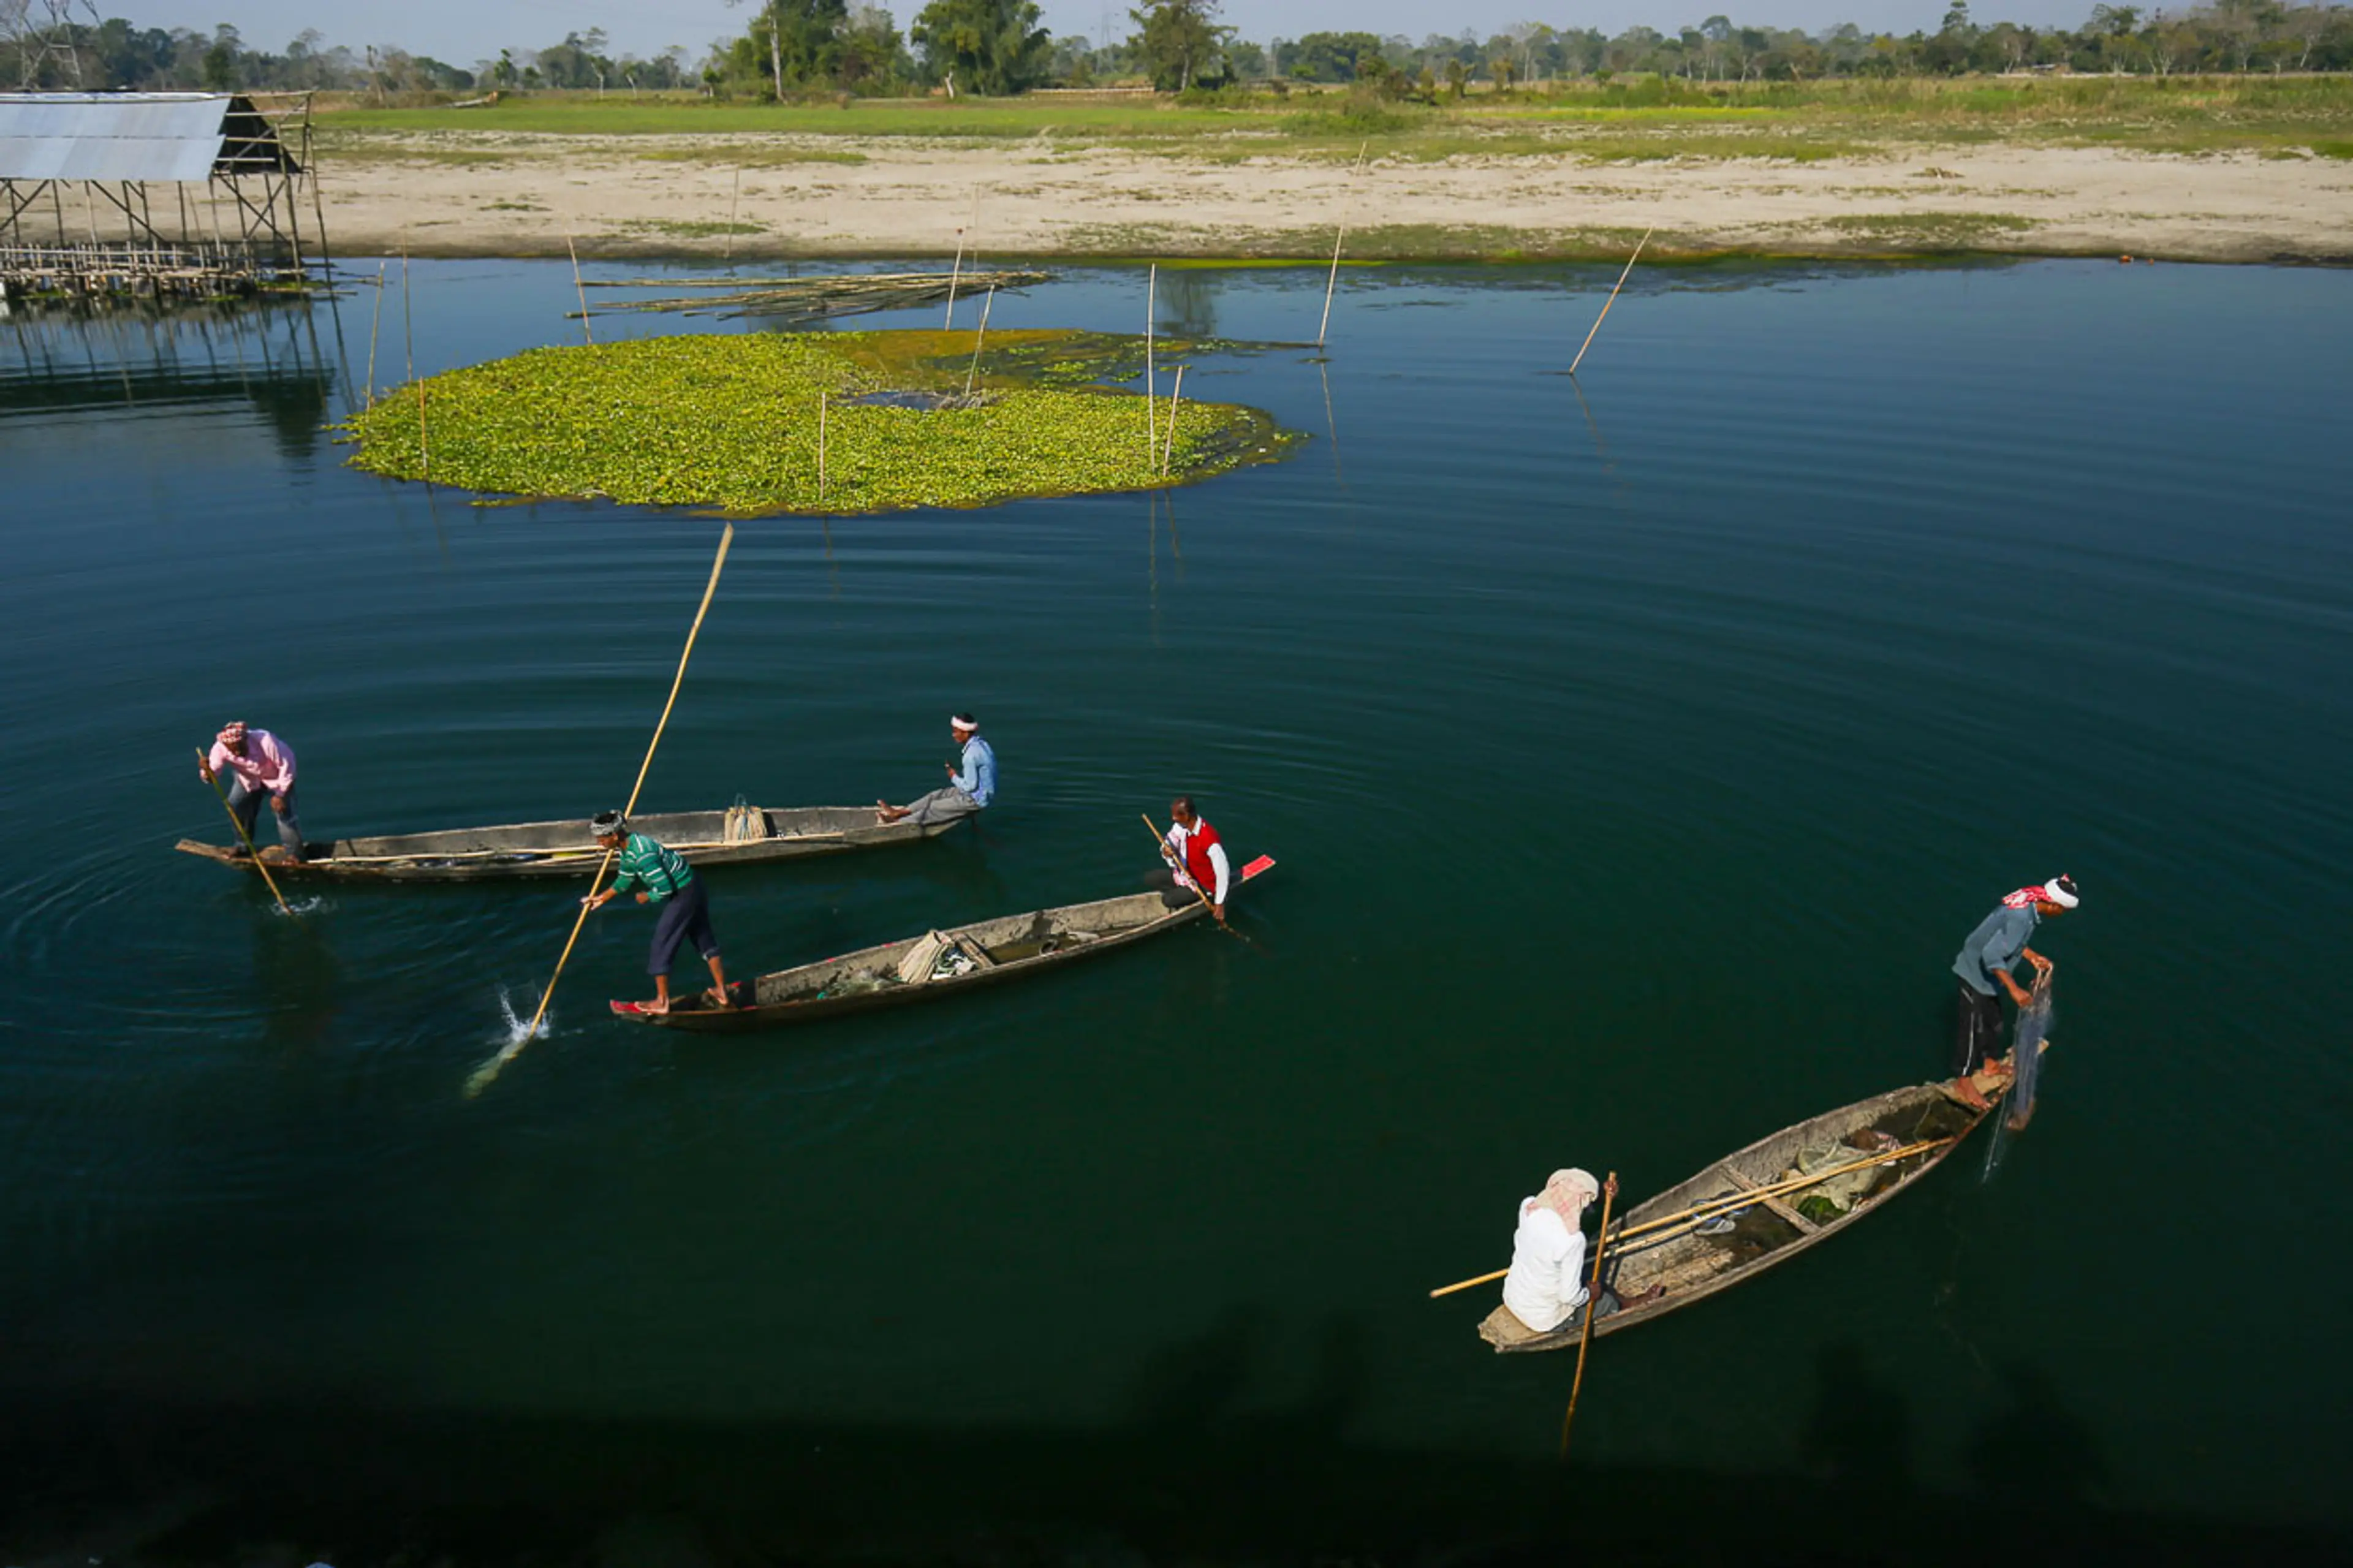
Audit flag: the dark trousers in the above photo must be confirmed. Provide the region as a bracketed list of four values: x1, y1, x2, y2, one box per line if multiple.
[225, 778, 304, 858]
[1142, 867, 1195, 910]
[648, 879, 720, 976]
[1953, 980, 2004, 1076]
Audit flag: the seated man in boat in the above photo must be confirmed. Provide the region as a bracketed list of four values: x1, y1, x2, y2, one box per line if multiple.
[876, 713, 996, 827]
[198, 721, 305, 862]
[1500, 1170, 1662, 1337]
[1950, 874, 2078, 1110]
[582, 812, 729, 1015]
[1149, 795, 1229, 922]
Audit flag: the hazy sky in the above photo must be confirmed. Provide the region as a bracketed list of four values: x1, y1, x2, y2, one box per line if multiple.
[117, 1, 2103, 67]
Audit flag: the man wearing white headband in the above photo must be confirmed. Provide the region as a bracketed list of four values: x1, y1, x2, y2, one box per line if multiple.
[1499, 1168, 1661, 1336]
[1950, 874, 2080, 1106]
[197, 720, 306, 862]
[876, 713, 996, 828]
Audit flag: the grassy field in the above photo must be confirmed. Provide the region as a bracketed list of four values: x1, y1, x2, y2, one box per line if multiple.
[315, 75, 2353, 162]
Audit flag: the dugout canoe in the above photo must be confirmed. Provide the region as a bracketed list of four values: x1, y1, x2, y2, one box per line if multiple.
[173, 805, 957, 883]
[1475, 1066, 2015, 1352]
[611, 854, 1274, 1031]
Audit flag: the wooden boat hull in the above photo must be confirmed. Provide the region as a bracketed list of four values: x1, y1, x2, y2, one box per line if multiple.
[612, 858, 1271, 1032]
[174, 805, 955, 882]
[1477, 1072, 2004, 1352]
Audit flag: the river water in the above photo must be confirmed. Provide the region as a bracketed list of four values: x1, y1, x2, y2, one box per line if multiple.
[2, 259, 2348, 1562]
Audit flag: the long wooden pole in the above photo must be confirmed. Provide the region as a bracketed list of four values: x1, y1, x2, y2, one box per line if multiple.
[963, 286, 995, 400]
[466, 523, 737, 1099]
[197, 748, 294, 917]
[565, 228, 593, 344]
[943, 226, 964, 327]
[1145, 262, 1158, 463]
[1560, 1172, 1617, 1460]
[1425, 1135, 1954, 1299]
[1161, 364, 1184, 475]
[363, 259, 385, 407]
[1316, 140, 1370, 350]
[1568, 226, 1654, 377]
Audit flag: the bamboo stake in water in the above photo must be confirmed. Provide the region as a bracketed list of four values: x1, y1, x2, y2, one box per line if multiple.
[363, 259, 385, 407]
[1560, 1171, 1617, 1460]
[943, 227, 964, 327]
[1316, 140, 1370, 350]
[817, 389, 828, 502]
[1161, 364, 1184, 475]
[401, 243, 428, 478]
[565, 228, 593, 344]
[1145, 262, 1158, 463]
[725, 167, 741, 264]
[1568, 227, 1654, 377]
[466, 524, 738, 1099]
[963, 286, 995, 400]
[197, 748, 294, 917]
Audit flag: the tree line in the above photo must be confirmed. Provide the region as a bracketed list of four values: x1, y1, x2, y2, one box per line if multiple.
[7, 0, 2351, 97]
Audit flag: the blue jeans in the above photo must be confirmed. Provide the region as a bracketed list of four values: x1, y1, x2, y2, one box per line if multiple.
[226, 778, 304, 858]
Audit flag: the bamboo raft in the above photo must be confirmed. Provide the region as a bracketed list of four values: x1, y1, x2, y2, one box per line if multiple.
[569, 268, 1050, 325]
[1474, 1066, 2015, 1350]
[610, 855, 1273, 1030]
[174, 804, 957, 883]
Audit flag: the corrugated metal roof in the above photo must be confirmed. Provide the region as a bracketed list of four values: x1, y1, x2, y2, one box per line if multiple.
[0, 93, 295, 183]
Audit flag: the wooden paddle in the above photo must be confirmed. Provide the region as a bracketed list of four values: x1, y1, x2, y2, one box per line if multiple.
[1140, 812, 1252, 946]
[1425, 1135, 1956, 1299]
[1560, 1170, 1616, 1460]
[466, 523, 735, 1099]
[197, 748, 294, 917]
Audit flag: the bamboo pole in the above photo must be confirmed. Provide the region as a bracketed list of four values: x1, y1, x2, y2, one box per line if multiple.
[943, 227, 964, 327]
[565, 228, 593, 344]
[363, 259, 385, 407]
[1569, 227, 1654, 377]
[401, 243, 429, 478]
[1316, 140, 1370, 350]
[466, 523, 737, 1099]
[1425, 1136, 1955, 1300]
[817, 389, 828, 502]
[197, 748, 295, 917]
[1145, 262, 1158, 463]
[962, 286, 995, 400]
[296, 831, 848, 868]
[1161, 364, 1184, 475]
[1560, 1172, 1617, 1460]
[724, 167, 741, 264]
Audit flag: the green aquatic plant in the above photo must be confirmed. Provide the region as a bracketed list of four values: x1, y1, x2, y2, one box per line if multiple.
[341, 329, 1300, 513]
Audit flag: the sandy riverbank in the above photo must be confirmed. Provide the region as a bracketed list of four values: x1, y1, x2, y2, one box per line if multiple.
[300, 134, 2353, 265]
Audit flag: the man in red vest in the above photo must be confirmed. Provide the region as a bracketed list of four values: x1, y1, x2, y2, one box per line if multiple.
[1153, 795, 1230, 923]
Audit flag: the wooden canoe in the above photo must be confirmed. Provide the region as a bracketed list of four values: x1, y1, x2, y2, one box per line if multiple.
[610, 855, 1273, 1031]
[173, 805, 957, 883]
[1476, 1068, 2010, 1352]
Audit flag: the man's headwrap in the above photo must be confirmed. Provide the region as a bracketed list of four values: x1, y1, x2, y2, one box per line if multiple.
[2002, 874, 2080, 911]
[591, 810, 627, 839]
[1538, 1168, 1601, 1223]
[217, 721, 247, 749]
[950, 714, 978, 733]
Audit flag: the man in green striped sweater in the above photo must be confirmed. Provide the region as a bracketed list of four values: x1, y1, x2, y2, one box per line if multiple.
[584, 811, 729, 1015]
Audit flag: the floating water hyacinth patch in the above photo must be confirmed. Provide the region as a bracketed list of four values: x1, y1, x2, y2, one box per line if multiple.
[339, 329, 1302, 513]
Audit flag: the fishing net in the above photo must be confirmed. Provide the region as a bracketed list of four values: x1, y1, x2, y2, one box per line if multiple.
[2006, 971, 2051, 1132]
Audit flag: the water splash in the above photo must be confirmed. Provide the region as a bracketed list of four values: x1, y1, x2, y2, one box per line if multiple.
[493, 985, 551, 1047]
[273, 895, 330, 918]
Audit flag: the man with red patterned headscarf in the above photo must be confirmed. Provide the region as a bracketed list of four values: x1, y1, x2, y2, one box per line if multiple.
[1950, 874, 2080, 1107]
[198, 721, 306, 862]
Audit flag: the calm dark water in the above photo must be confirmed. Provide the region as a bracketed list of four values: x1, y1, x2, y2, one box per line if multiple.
[2, 258, 2349, 1562]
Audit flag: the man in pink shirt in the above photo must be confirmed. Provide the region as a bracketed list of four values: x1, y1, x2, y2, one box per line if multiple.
[199, 721, 306, 861]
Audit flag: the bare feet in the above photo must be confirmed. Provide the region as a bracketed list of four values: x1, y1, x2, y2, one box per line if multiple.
[1952, 1079, 1992, 1112]
[874, 798, 905, 825]
[702, 987, 733, 1010]
[638, 996, 670, 1016]
[1626, 1284, 1667, 1306]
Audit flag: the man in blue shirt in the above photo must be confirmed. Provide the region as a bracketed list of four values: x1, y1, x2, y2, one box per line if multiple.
[1951, 874, 2078, 1105]
[877, 713, 996, 828]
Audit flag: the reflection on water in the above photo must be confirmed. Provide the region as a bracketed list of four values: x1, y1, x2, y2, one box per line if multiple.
[0, 300, 339, 458]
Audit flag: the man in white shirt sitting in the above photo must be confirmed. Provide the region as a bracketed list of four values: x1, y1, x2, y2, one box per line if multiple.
[1499, 1168, 1661, 1335]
